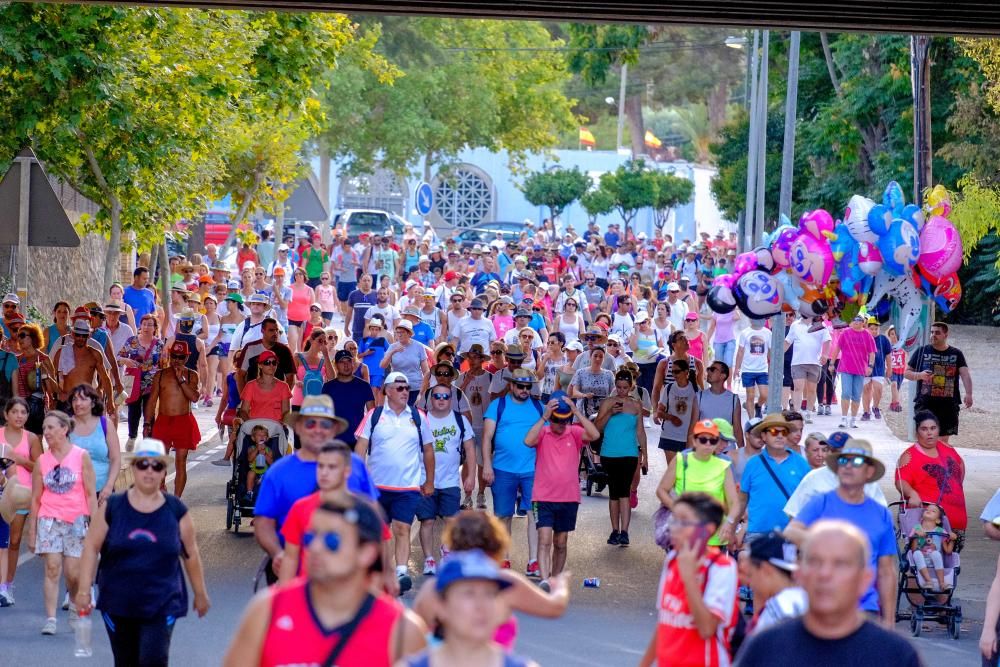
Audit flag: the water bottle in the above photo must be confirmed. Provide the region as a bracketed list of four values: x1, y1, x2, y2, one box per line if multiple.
[74, 610, 93, 658]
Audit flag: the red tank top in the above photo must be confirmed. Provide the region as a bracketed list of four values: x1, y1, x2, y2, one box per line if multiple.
[261, 581, 401, 667]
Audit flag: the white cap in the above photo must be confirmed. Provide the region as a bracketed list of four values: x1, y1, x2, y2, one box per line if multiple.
[418, 254, 430, 263]
[385, 371, 409, 384]
[538, 282, 551, 291]
[423, 220, 432, 227]
[2, 293, 19, 305]
[242, 261, 256, 271]
[278, 243, 290, 251]
[635, 311, 650, 324]
[566, 340, 584, 352]
[667, 282, 680, 291]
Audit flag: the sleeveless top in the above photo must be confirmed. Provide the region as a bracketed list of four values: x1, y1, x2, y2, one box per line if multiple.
[70, 417, 110, 491]
[219, 322, 237, 344]
[558, 314, 581, 344]
[225, 373, 241, 410]
[418, 308, 441, 338]
[288, 284, 314, 322]
[205, 321, 221, 346]
[674, 453, 731, 546]
[556, 366, 575, 392]
[633, 330, 659, 364]
[261, 586, 401, 667]
[603, 411, 639, 458]
[38, 445, 89, 523]
[96, 493, 189, 619]
[45, 324, 66, 354]
[404, 249, 420, 272]
[3, 427, 32, 486]
[541, 358, 563, 396]
[175, 332, 200, 371]
[687, 332, 704, 361]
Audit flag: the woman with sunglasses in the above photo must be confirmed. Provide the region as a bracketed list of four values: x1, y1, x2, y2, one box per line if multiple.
[556, 297, 584, 346]
[28, 410, 98, 636]
[118, 315, 165, 452]
[293, 328, 334, 413]
[0, 398, 42, 606]
[68, 384, 121, 507]
[76, 438, 209, 665]
[537, 333, 566, 402]
[13, 323, 57, 435]
[569, 345, 614, 418]
[237, 349, 292, 425]
[300, 302, 327, 343]
[286, 268, 315, 354]
[654, 419, 740, 549]
[314, 272, 337, 325]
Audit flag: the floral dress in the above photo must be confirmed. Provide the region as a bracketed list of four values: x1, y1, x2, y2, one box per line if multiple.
[119, 336, 165, 397]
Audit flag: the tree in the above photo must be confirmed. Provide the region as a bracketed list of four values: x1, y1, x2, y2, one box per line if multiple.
[580, 187, 615, 224]
[520, 166, 591, 221]
[599, 159, 658, 236]
[320, 17, 577, 181]
[649, 170, 694, 229]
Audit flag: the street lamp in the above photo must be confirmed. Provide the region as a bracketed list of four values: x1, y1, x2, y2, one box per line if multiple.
[725, 35, 747, 49]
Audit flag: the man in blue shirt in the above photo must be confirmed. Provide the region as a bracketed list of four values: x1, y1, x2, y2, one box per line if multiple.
[603, 223, 620, 248]
[738, 413, 810, 538]
[123, 267, 156, 323]
[321, 350, 376, 447]
[482, 368, 544, 575]
[784, 438, 898, 626]
[402, 307, 434, 346]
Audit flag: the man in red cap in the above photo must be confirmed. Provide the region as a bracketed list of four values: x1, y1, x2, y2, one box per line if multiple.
[145, 340, 201, 496]
[435, 270, 462, 310]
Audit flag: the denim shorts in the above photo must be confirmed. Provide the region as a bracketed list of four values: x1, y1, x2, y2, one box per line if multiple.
[840, 372, 865, 402]
[713, 340, 736, 367]
[741, 372, 769, 387]
[377, 488, 422, 524]
[491, 469, 534, 518]
[416, 487, 461, 521]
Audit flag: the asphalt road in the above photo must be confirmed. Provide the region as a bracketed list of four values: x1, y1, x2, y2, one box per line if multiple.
[1, 406, 988, 666]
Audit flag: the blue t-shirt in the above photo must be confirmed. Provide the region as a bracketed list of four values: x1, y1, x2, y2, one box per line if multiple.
[484, 396, 542, 475]
[411, 321, 435, 346]
[254, 452, 379, 540]
[528, 313, 546, 333]
[123, 285, 155, 322]
[741, 449, 811, 533]
[872, 334, 892, 377]
[470, 272, 501, 294]
[604, 231, 620, 247]
[321, 377, 375, 446]
[796, 490, 898, 612]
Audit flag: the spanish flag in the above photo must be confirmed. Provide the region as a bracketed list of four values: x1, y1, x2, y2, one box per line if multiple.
[579, 127, 596, 147]
[644, 129, 662, 149]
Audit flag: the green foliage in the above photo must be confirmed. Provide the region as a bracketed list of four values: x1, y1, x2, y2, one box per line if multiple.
[520, 167, 591, 220]
[952, 231, 1000, 325]
[649, 170, 695, 229]
[579, 187, 615, 223]
[320, 17, 577, 179]
[565, 24, 648, 86]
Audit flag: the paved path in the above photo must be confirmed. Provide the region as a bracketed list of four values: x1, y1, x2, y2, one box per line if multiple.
[2, 388, 997, 665]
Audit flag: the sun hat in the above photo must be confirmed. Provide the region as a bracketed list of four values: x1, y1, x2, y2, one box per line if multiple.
[402, 306, 421, 318]
[506, 367, 538, 384]
[751, 413, 792, 436]
[826, 438, 885, 481]
[71, 306, 91, 321]
[242, 261, 256, 271]
[71, 319, 92, 335]
[127, 438, 172, 465]
[667, 282, 680, 292]
[469, 298, 486, 311]
[176, 308, 197, 321]
[435, 341, 456, 357]
[503, 344, 526, 360]
[583, 325, 607, 342]
[515, 308, 532, 319]
[691, 419, 721, 438]
[435, 548, 514, 594]
[285, 394, 348, 431]
[465, 343, 487, 359]
[103, 300, 125, 313]
[431, 361, 458, 379]
[395, 319, 413, 333]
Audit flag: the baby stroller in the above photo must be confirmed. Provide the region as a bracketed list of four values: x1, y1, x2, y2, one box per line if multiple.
[580, 443, 608, 497]
[890, 501, 963, 639]
[225, 418, 288, 533]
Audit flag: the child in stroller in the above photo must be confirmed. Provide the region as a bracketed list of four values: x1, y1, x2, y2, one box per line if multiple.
[244, 424, 275, 501]
[907, 502, 957, 593]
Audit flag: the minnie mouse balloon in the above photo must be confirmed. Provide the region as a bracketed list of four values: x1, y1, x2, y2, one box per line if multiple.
[753, 245, 776, 273]
[706, 274, 738, 314]
[877, 219, 921, 276]
[734, 270, 784, 320]
[733, 251, 759, 276]
[918, 215, 963, 280]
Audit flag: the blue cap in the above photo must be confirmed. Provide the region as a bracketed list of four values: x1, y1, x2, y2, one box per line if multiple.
[827, 431, 851, 450]
[550, 390, 573, 421]
[435, 550, 512, 594]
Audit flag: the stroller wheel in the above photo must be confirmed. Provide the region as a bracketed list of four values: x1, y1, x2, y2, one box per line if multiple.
[585, 478, 593, 497]
[947, 615, 960, 640]
[225, 499, 234, 531]
[910, 610, 923, 637]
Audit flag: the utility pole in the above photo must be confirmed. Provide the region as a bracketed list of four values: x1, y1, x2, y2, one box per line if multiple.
[766, 31, 801, 415]
[742, 30, 761, 253]
[616, 63, 628, 154]
[752, 32, 769, 247]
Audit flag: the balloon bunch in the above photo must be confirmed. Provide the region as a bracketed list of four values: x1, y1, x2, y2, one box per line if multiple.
[705, 182, 964, 340]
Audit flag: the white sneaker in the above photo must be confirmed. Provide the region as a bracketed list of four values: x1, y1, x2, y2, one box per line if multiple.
[61, 591, 70, 610]
[838, 417, 848, 428]
[849, 416, 857, 428]
[804, 410, 813, 424]
[0, 587, 13, 607]
[125, 438, 135, 453]
[41, 617, 56, 635]
[423, 558, 437, 575]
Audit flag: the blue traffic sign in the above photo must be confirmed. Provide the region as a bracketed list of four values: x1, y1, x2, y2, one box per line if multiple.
[415, 182, 434, 216]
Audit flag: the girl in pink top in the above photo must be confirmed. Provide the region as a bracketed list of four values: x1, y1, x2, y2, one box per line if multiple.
[286, 268, 316, 353]
[830, 316, 876, 428]
[28, 410, 97, 633]
[314, 272, 337, 325]
[683, 313, 707, 361]
[0, 398, 43, 602]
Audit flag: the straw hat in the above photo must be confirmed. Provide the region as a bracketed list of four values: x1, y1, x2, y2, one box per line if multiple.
[0, 465, 30, 523]
[825, 438, 886, 482]
[285, 395, 348, 432]
[750, 412, 792, 436]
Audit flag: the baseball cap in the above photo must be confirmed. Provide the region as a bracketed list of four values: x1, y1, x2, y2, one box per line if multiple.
[278, 243, 290, 251]
[515, 308, 531, 319]
[436, 549, 513, 594]
[684, 312, 699, 321]
[273, 267, 286, 276]
[712, 418, 736, 442]
[549, 390, 573, 422]
[744, 417, 763, 433]
[2, 293, 19, 305]
[334, 349, 354, 363]
[384, 371, 409, 385]
[566, 340, 584, 352]
[242, 261, 256, 271]
[826, 431, 851, 450]
[748, 532, 798, 572]
[444, 271, 459, 282]
[667, 282, 680, 292]
[257, 349, 277, 363]
[469, 298, 485, 311]
[248, 293, 270, 305]
[227, 280, 241, 290]
[691, 419, 721, 438]
[170, 340, 189, 356]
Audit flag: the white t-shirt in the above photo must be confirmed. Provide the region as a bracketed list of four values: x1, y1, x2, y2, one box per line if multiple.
[782, 466, 888, 519]
[658, 381, 698, 443]
[458, 370, 494, 433]
[230, 317, 287, 351]
[425, 412, 473, 489]
[502, 327, 543, 351]
[355, 405, 434, 490]
[737, 327, 771, 374]
[785, 320, 831, 366]
[666, 299, 689, 332]
[454, 317, 496, 353]
[365, 304, 400, 330]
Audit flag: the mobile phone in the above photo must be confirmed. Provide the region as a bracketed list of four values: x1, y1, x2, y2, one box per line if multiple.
[689, 525, 711, 555]
[641, 463, 648, 476]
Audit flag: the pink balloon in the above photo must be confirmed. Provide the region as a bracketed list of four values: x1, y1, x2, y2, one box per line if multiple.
[857, 242, 883, 276]
[788, 231, 834, 286]
[733, 252, 758, 276]
[918, 215, 963, 280]
[770, 228, 799, 268]
[799, 209, 835, 240]
[713, 274, 736, 289]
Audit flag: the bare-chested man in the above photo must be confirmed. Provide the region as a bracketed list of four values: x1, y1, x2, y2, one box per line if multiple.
[145, 340, 202, 497]
[53, 318, 113, 411]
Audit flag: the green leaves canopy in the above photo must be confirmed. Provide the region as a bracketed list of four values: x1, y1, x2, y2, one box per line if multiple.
[520, 166, 591, 220]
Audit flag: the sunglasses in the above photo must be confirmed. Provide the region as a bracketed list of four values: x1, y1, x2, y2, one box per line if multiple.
[513, 383, 532, 390]
[321, 276, 330, 280]
[303, 531, 341, 552]
[73, 333, 90, 338]
[837, 455, 869, 468]
[491, 350, 504, 356]
[434, 371, 452, 377]
[16, 332, 30, 339]
[392, 385, 410, 392]
[134, 459, 166, 472]
[303, 418, 335, 430]
[431, 392, 451, 400]
[763, 427, 789, 436]
[608, 342, 620, 347]
[170, 354, 187, 361]
[255, 272, 264, 277]
[259, 359, 277, 366]
[696, 436, 720, 445]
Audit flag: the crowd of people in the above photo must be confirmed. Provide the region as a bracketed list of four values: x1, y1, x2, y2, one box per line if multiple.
[0, 217, 994, 667]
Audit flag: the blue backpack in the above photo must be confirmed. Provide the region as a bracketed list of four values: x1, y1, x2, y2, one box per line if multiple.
[296, 353, 325, 397]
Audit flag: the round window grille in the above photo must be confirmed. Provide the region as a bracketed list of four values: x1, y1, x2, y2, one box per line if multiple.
[433, 167, 493, 228]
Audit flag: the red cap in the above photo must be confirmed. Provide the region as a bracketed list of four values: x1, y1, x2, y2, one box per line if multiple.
[258, 349, 277, 363]
[444, 271, 458, 282]
[170, 341, 189, 356]
[71, 306, 91, 321]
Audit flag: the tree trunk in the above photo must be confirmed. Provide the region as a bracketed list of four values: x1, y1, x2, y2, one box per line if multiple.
[149, 243, 160, 280]
[708, 82, 730, 135]
[187, 215, 206, 258]
[219, 169, 264, 253]
[625, 94, 646, 158]
[103, 199, 122, 293]
[158, 242, 171, 326]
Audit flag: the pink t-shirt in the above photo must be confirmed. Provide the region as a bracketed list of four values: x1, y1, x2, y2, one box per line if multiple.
[241, 379, 292, 421]
[287, 283, 315, 322]
[315, 284, 336, 312]
[836, 327, 876, 375]
[532, 424, 586, 503]
[493, 314, 515, 339]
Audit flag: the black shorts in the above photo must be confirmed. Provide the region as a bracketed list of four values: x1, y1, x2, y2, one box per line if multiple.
[658, 437, 686, 452]
[288, 319, 304, 327]
[601, 456, 638, 499]
[532, 501, 579, 533]
[916, 400, 960, 436]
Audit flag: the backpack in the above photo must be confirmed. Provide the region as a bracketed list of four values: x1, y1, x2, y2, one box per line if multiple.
[495, 394, 544, 424]
[297, 353, 325, 397]
[367, 405, 424, 451]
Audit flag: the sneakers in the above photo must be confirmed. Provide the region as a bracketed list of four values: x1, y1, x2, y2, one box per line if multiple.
[61, 591, 71, 611]
[538, 579, 551, 593]
[460, 496, 473, 510]
[423, 558, 437, 576]
[838, 417, 848, 428]
[211, 458, 231, 467]
[476, 493, 487, 510]
[754, 405, 762, 419]
[849, 416, 857, 428]
[201, 398, 213, 408]
[41, 617, 57, 635]
[525, 560, 540, 578]
[861, 412, 871, 421]
[501, 560, 512, 570]
[873, 407, 882, 419]
[629, 491, 639, 509]
[0, 587, 13, 607]
[607, 530, 620, 545]
[397, 572, 413, 595]
[804, 410, 813, 424]
[125, 437, 135, 453]
[618, 531, 630, 547]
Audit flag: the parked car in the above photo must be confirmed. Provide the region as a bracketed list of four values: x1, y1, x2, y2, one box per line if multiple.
[333, 209, 397, 242]
[453, 221, 524, 249]
[261, 220, 321, 243]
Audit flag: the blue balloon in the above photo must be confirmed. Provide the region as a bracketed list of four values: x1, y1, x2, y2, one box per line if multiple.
[877, 219, 921, 276]
[829, 222, 870, 299]
[867, 204, 894, 237]
[883, 180, 906, 216]
[900, 204, 925, 231]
